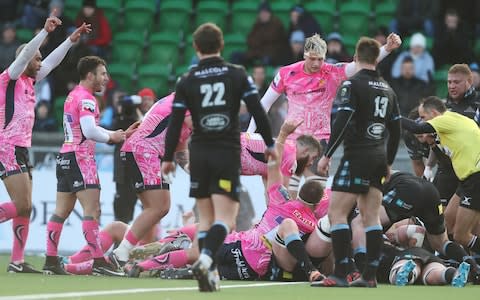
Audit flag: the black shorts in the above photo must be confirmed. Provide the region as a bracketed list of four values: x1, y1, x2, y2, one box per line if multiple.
[120, 151, 169, 193]
[394, 247, 443, 266]
[331, 153, 387, 193]
[56, 152, 100, 193]
[459, 172, 480, 211]
[0, 145, 32, 180]
[383, 179, 445, 235]
[189, 143, 241, 201]
[433, 168, 458, 206]
[216, 240, 258, 280]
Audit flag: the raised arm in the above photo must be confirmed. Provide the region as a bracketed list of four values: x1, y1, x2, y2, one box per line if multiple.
[345, 33, 402, 77]
[36, 23, 92, 81]
[266, 120, 303, 189]
[9, 15, 62, 79]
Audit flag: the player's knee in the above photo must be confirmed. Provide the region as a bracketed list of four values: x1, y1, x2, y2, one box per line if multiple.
[452, 231, 471, 247]
[278, 218, 298, 237]
[13, 200, 32, 216]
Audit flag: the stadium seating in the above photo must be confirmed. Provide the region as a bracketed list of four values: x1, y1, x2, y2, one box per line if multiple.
[97, 0, 123, 32]
[53, 96, 67, 131]
[111, 31, 144, 65]
[338, 1, 371, 36]
[123, 0, 156, 32]
[15, 28, 33, 43]
[64, 0, 82, 21]
[183, 35, 198, 66]
[155, 1, 191, 33]
[137, 64, 173, 96]
[146, 32, 181, 65]
[433, 68, 449, 98]
[231, 2, 258, 34]
[271, 1, 293, 29]
[374, 0, 396, 28]
[342, 34, 358, 55]
[223, 33, 247, 62]
[194, 1, 228, 30]
[304, 1, 337, 35]
[108, 63, 135, 93]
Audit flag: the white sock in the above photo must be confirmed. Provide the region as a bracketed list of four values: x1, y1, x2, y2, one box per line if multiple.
[113, 239, 134, 261]
[198, 253, 213, 269]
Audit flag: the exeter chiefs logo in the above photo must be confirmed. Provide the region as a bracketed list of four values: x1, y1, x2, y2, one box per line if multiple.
[15, 224, 25, 248]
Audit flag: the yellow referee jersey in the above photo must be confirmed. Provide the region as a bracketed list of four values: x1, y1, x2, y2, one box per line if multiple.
[428, 111, 480, 180]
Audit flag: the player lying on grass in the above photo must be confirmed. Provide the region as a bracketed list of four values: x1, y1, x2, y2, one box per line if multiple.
[350, 172, 480, 284]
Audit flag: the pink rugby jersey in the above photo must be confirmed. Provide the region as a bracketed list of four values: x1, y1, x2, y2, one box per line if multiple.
[226, 182, 317, 276]
[121, 94, 191, 155]
[271, 61, 347, 141]
[60, 85, 99, 155]
[240, 132, 297, 177]
[0, 71, 36, 147]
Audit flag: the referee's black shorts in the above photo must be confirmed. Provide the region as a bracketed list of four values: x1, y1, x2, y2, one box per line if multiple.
[189, 143, 241, 201]
[331, 152, 387, 194]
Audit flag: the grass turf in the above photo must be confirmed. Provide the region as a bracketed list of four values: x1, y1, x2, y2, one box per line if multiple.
[0, 255, 478, 300]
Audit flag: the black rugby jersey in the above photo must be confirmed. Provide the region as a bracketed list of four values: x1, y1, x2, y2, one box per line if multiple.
[163, 57, 273, 161]
[324, 69, 401, 164]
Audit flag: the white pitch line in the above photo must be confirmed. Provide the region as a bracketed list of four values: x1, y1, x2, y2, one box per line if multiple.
[0, 281, 306, 300]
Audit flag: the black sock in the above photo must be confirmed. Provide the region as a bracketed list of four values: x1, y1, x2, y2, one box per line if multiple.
[363, 225, 383, 280]
[444, 241, 470, 263]
[467, 235, 480, 254]
[197, 231, 208, 251]
[331, 224, 351, 278]
[285, 235, 316, 275]
[310, 256, 325, 269]
[354, 250, 367, 272]
[202, 222, 228, 260]
[444, 267, 456, 283]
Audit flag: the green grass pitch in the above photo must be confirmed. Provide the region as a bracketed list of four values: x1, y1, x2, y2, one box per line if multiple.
[0, 255, 477, 300]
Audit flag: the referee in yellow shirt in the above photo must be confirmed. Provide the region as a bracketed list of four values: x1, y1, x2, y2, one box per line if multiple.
[402, 96, 480, 283]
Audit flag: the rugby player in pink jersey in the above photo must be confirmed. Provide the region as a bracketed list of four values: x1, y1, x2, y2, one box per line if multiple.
[0, 12, 92, 273]
[247, 33, 402, 192]
[109, 93, 193, 267]
[240, 132, 321, 189]
[127, 120, 326, 282]
[42, 56, 130, 276]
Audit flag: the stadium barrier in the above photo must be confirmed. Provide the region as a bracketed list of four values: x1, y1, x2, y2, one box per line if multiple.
[0, 144, 411, 254]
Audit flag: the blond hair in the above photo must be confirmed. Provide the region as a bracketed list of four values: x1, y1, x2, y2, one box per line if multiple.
[304, 34, 327, 57]
[448, 64, 472, 80]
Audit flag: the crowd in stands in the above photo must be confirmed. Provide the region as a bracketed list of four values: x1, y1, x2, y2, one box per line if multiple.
[0, 0, 480, 134]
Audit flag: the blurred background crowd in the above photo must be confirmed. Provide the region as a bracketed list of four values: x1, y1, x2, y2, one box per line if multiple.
[1, 0, 480, 136]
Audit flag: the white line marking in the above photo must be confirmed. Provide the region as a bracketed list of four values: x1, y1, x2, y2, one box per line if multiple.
[0, 281, 305, 300]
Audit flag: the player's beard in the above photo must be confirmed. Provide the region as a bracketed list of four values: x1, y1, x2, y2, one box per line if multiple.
[294, 156, 310, 176]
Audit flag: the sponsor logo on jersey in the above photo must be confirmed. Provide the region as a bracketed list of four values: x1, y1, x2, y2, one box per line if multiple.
[367, 123, 385, 139]
[368, 80, 389, 90]
[194, 66, 228, 77]
[200, 114, 229, 131]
